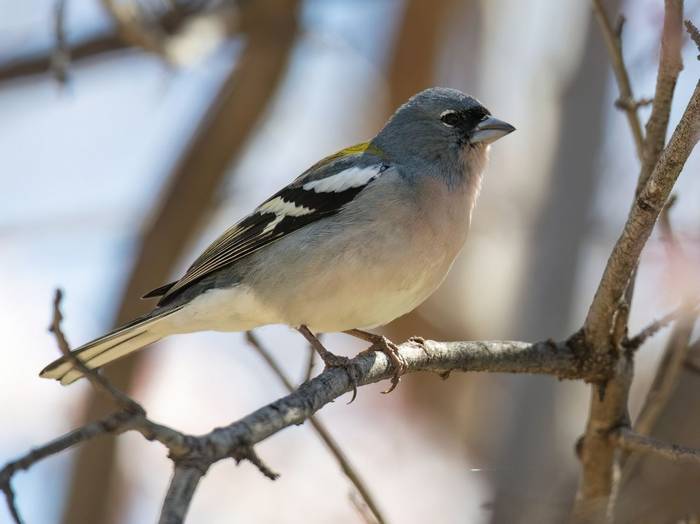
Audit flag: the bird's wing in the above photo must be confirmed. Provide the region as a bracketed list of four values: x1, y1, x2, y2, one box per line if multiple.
[144, 142, 390, 304]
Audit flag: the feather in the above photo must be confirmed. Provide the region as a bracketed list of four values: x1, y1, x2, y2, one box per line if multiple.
[153, 143, 390, 304]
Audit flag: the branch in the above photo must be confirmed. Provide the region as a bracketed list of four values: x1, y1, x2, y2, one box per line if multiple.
[583, 79, 700, 353]
[615, 428, 700, 465]
[617, 202, 697, 491]
[591, 0, 645, 158]
[0, 33, 125, 85]
[159, 466, 206, 524]
[589, 1, 683, 357]
[686, 20, 700, 57]
[632, 202, 698, 435]
[49, 289, 144, 414]
[0, 2, 226, 85]
[2, 331, 581, 523]
[51, 0, 70, 85]
[573, 4, 697, 521]
[623, 301, 698, 351]
[0, 409, 141, 523]
[246, 331, 387, 524]
[196, 337, 582, 468]
[640, 0, 684, 191]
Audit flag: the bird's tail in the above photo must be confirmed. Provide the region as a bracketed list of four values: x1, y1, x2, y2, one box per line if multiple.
[40, 307, 182, 386]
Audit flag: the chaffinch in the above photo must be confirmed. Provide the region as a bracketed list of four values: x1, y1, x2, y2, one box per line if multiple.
[41, 87, 514, 392]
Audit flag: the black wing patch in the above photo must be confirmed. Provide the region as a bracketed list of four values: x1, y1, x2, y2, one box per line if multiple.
[147, 162, 390, 304]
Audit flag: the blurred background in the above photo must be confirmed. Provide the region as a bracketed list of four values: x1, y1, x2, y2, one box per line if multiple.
[2, 0, 700, 522]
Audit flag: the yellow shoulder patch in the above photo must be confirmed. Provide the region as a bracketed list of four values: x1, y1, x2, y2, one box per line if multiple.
[306, 142, 384, 173]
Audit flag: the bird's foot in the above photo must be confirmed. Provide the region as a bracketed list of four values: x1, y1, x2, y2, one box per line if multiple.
[344, 329, 407, 394]
[319, 354, 359, 403]
[297, 326, 359, 403]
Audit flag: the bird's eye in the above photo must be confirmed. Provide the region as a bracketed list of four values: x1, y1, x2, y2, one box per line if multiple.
[440, 110, 460, 127]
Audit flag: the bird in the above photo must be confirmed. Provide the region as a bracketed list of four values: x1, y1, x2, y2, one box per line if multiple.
[40, 87, 514, 394]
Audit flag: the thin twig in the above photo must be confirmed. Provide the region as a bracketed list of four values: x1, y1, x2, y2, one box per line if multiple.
[350, 490, 381, 524]
[0, 2, 223, 85]
[640, 0, 684, 192]
[615, 428, 700, 464]
[51, 0, 70, 85]
[246, 331, 387, 524]
[633, 199, 697, 434]
[591, 0, 645, 158]
[635, 315, 696, 426]
[686, 20, 700, 57]
[0, 484, 21, 524]
[623, 301, 699, 351]
[48, 289, 144, 415]
[0, 410, 138, 524]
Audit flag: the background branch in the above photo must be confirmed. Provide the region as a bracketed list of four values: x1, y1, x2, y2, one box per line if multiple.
[0, 2, 219, 85]
[245, 331, 387, 524]
[573, 2, 698, 521]
[615, 429, 700, 465]
[60, 2, 300, 521]
[591, 0, 645, 158]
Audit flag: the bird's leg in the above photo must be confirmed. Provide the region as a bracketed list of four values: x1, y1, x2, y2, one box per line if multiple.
[343, 329, 407, 394]
[297, 325, 358, 402]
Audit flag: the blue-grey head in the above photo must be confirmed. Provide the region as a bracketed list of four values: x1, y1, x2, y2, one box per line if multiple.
[373, 87, 514, 176]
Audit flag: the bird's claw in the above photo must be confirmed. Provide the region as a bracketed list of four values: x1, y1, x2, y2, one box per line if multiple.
[320, 353, 359, 403]
[369, 336, 407, 394]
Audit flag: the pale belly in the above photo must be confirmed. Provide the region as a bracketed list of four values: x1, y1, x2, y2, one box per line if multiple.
[166, 244, 457, 335]
[269, 240, 459, 332]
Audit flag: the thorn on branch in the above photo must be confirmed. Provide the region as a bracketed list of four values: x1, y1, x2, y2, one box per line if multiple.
[231, 446, 279, 481]
[686, 20, 700, 58]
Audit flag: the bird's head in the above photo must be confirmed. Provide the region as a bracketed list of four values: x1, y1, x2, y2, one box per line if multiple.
[374, 87, 514, 181]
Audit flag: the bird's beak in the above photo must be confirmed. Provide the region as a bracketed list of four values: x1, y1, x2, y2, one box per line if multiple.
[470, 116, 515, 144]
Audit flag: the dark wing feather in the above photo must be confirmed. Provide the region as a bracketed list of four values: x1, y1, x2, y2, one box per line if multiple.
[147, 143, 389, 304]
[141, 281, 176, 299]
